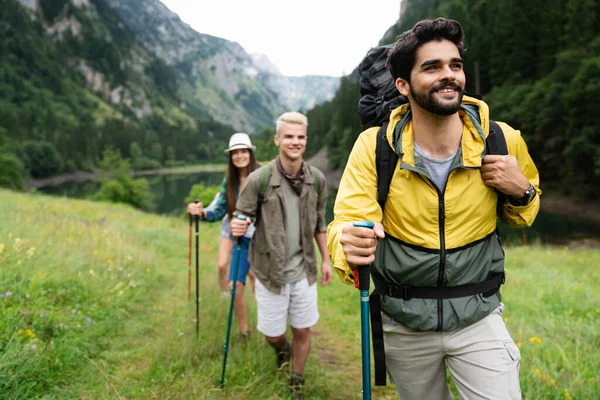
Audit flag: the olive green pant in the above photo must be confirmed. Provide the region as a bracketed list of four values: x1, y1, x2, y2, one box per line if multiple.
[383, 304, 521, 400]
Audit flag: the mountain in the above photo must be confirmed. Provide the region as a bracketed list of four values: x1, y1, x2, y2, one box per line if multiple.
[251, 54, 340, 112]
[103, 0, 339, 131]
[1, 0, 340, 185]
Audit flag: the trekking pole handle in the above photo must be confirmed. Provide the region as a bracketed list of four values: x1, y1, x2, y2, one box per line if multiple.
[235, 215, 248, 245]
[353, 221, 375, 292]
[193, 199, 200, 220]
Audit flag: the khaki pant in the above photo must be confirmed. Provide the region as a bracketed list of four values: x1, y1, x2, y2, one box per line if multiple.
[383, 303, 521, 400]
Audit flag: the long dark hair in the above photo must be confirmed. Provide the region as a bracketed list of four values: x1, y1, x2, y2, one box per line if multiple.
[226, 149, 260, 221]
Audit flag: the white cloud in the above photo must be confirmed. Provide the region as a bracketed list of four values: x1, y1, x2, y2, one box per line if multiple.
[159, 0, 401, 77]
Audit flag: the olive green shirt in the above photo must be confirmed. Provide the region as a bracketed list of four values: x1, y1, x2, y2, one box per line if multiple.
[235, 160, 327, 294]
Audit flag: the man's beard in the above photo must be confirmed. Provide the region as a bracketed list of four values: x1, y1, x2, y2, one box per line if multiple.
[410, 81, 464, 116]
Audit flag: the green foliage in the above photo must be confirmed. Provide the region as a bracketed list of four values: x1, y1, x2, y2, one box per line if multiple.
[184, 182, 220, 208]
[96, 147, 131, 177]
[129, 142, 161, 170]
[0, 152, 25, 190]
[0, 191, 598, 398]
[92, 175, 154, 211]
[1, 0, 234, 179]
[92, 148, 154, 211]
[306, 77, 361, 169]
[39, 0, 68, 22]
[18, 141, 63, 179]
[317, 0, 600, 197]
[252, 127, 278, 162]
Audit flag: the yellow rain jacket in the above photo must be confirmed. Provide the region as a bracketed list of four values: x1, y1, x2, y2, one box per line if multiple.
[327, 96, 541, 331]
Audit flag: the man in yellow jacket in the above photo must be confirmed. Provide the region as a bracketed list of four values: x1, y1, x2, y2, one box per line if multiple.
[327, 18, 540, 400]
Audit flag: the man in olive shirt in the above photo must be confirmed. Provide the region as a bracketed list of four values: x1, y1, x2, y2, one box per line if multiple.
[231, 112, 332, 400]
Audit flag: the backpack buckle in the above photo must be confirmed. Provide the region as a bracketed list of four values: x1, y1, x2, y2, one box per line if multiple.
[386, 284, 412, 300]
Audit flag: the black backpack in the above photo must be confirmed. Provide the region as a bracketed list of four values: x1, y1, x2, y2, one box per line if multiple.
[357, 45, 509, 387]
[357, 45, 508, 211]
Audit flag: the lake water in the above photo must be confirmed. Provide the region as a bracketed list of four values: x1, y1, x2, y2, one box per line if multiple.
[39, 171, 600, 246]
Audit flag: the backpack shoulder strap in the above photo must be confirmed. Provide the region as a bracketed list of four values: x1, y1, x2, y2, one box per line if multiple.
[309, 165, 322, 195]
[486, 120, 508, 155]
[375, 121, 398, 211]
[255, 163, 272, 227]
[259, 163, 271, 197]
[486, 120, 508, 215]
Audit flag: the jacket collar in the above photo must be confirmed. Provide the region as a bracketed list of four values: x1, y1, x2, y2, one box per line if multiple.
[268, 159, 314, 187]
[387, 96, 489, 168]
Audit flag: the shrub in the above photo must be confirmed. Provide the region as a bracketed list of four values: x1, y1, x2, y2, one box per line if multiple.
[92, 176, 154, 212]
[0, 152, 25, 190]
[184, 182, 220, 208]
[19, 141, 63, 179]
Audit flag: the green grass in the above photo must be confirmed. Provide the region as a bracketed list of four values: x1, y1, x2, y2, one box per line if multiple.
[0, 189, 598, 399]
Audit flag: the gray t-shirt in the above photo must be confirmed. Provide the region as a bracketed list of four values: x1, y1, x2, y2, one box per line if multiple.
[414, 142, 458, 193]
[281, 179, 307, 284]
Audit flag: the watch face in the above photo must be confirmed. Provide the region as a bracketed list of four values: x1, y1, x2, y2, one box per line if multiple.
[523, 184, 536, 204]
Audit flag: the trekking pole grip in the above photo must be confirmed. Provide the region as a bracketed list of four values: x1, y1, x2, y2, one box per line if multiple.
[235, 215, 247, 245]
[194, 198, 200, 221]
[353, 220, 375, 290]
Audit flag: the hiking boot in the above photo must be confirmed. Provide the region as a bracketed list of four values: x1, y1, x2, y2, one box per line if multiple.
[275, 341, 291, 371]
[288, 373, 305, 400]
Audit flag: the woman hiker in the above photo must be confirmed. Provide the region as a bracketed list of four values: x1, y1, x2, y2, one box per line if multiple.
[187, 132, 260, 337]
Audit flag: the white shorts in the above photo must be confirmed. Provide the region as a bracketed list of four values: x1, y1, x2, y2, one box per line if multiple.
[255, 278, 319, 337]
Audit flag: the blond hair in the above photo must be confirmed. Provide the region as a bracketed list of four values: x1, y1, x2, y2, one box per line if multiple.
[275, 112, 308, 136]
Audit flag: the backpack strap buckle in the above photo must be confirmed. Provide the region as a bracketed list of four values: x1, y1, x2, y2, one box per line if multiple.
[385, 283, 413, 300]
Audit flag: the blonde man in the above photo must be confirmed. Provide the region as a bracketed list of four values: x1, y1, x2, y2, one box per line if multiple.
[231, 112, 332, 399]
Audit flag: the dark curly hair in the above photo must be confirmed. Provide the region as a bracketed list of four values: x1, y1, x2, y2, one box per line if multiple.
[386, 18, 465, 83]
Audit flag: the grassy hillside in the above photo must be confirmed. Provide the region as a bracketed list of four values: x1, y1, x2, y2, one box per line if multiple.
[0, 189, 598, 399]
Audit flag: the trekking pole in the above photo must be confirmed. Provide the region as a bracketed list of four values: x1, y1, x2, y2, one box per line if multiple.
[188, 210, 192, 301]
[220, 214, 247, 388]
[194, 199, 200, 337]
[354, 220, 374, 400]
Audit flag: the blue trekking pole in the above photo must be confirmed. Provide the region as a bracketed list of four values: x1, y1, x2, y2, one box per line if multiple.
[220, 214, 247, 388]
[354, 221, 374, 400]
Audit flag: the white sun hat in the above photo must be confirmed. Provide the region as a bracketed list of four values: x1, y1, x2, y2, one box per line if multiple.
[224, 132, 256, 153]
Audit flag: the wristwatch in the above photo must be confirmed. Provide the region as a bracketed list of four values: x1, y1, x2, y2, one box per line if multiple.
[509, 183, 536, 206]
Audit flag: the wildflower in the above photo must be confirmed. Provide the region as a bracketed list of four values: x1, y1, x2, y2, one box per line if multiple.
[40, 313, 46, 318]
[5, 292, 12, 297]
[93, 250, 99, 256]
[72, 309, 77, 314]
[564, 389, 572, 400]
[67, 236, 74, 243]
[0, 294, 4, 298]
[17, 329, 24, 335]
[529, 337, 542, 344]
[0, 243, 4, 254]
[127, 255, 132, 261]
[88, 269, 95, 276]
[26, 329, 35, 338]
[26, 247, 36, 257]
[86, 317, 92, 323]
[106, 257, 113, 265]
[178, 332, 184, 337]
[31, 344, 37, 351]
[589, 377, 597, 382]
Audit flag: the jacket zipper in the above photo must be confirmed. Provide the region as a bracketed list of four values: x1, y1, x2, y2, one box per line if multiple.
[418, 174, 447, 331]
[433, 184, 446, 332]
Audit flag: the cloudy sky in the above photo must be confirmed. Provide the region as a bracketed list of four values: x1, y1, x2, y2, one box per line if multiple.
[159, 0, 401, 77]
